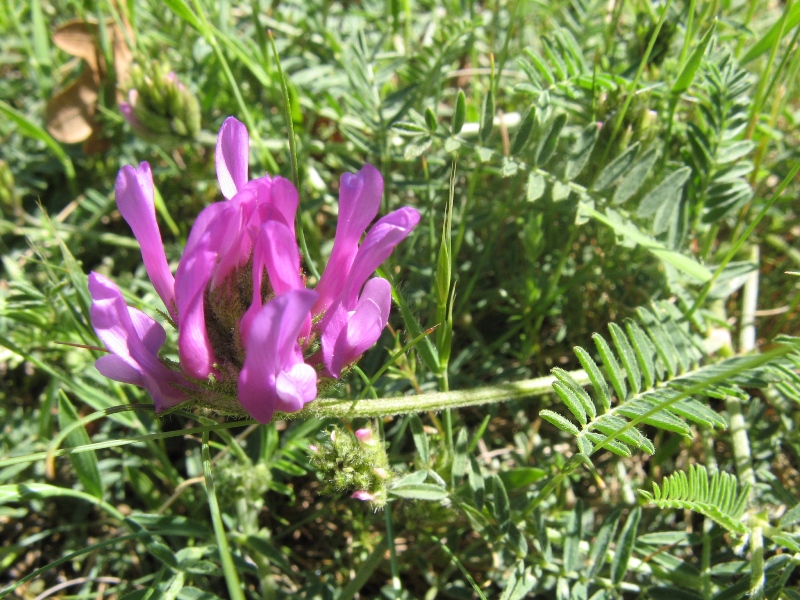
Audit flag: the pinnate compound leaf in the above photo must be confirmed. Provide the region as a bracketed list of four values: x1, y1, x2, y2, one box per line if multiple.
[640, 465, 750, 534]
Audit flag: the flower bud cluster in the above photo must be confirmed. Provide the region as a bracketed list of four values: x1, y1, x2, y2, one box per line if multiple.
[309, 427, 392, 509]
[120, 63, 201, 144]
[88, 117, 419, 423]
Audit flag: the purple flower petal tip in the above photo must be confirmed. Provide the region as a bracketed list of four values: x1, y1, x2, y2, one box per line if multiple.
[216, 117, 250, 200]
[351, 490, 376, 502]
[114, 162, 176, 318]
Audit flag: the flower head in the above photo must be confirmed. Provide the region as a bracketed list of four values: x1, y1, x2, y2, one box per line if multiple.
[90, 117, 419, 422]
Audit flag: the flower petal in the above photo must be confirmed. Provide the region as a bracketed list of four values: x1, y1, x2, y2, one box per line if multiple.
[175, 238, 218, 379]
[322, 278, 391, 377]
[314, 164, 383, 313]
[88, 272, 187, 412]
[216, 117, 249, 200]
[238, 289, 318, 423]
[240, 219, 305, 347]
[95, 354, 146, 386]
[275, 362, 317, 413]
[115, 162, 176, 318]
[341, 207, 420, 307]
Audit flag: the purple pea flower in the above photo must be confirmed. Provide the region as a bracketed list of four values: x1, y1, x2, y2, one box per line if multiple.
[89, 116, 418, 423]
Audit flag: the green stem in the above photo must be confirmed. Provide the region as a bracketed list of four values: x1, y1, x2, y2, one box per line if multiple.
[202, 431, 246, 600]
[749, 526, 765, 600]
[299, 371, 590, 420]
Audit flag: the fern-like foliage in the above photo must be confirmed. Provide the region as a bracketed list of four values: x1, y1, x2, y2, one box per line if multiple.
[517, 30, 621, 116]
[540, 302, 798, 458]
[640, 465, 750, 535]
[684, 52, 754, 225]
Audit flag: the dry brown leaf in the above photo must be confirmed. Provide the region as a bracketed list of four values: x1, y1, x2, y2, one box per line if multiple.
[52, 20, 103, 79]
[46, 69, 99, 144]
[46, 15, 134, 150]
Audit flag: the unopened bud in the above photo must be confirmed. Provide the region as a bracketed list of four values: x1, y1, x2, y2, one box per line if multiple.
[121, 62, 201, 145]
[355, 428, 375, 445]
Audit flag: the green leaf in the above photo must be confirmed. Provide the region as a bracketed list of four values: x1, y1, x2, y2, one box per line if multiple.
[58, 392, 103, 500]
[574, 346, 611, 412]
[390, 483, 448, 501]
[539, 410, 580, 436]
[672, 20, 717, 94]
[741, 2, 800, 63]
[553, 367, 596, 420]
[424, 107, 437, 132]
[498, 468, 547, 490]
[609, 323, 642, 396]
[511, 107, 535, 155]
[563, 500, 583, 573]
[409, 414, 430, 465]
[715, 140, 755, 164]
[593, 143, 640, 190]
[536, 113, 567, 167]
[641, 466, 750, 534]
[637, 167, 692, 218]
[565, 123, 600, 180]
[492, 474, 510, 532]
[404, 137, 432, 160]
[452, 427, 469, 482]
[588, 509, 621, 578]
[552, 382, 588, 426]
[611, 507, 641, 584]
[452, 89, 466, 135]
[162, 0, 204, 31]
[593, 333, 627, 401]
[480, 90, 495, 142]
[467, 456, 485, 510]
[527, 172, 546, 202]
[31, 0, 51, 68]
[584, 432, 631, 457]
[625, 319, 656, 390]
[612, 148, 659, 205]
[592, 415, 654, 454]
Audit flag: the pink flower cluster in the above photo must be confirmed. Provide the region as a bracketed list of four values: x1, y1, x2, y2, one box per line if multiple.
[89, 117, 419, 423]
